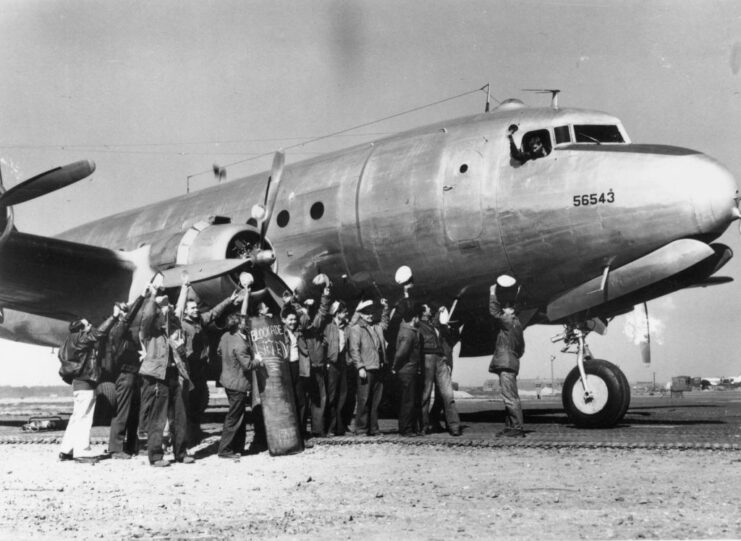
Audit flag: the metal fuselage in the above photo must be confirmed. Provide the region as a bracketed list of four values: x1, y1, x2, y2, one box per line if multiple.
[9, 103, 740, 346]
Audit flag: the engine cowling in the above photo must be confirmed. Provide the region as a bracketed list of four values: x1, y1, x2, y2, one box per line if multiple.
[148, 220, 275, 305]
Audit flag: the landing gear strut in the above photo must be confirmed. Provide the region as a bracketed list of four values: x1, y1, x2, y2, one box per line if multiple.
[553, 325, 630, 428]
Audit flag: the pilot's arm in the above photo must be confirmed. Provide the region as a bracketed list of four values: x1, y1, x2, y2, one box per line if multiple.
[508, 134, 530, 164]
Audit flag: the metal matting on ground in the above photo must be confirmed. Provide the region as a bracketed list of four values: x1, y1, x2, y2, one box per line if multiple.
[1, 392, 740, 451]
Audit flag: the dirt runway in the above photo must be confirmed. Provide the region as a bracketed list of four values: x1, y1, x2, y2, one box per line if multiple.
[2, 391, 741, 539]
[1, 441, 741, 540]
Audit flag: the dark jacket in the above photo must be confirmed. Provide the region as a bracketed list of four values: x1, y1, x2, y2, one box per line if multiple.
[488, 295, 525, 374]
[68, 315, 117, 385]
[418, 321, 443, 356]
[106, 295, 145, 376]
[218, 330, 255, 393]
[323, 320, 349, 366]
[392, 321, 422, 374]
[348, 305, 389, 371]
[299, 291, 331, 367]
[139, 296, 186, 381]
[181, 296, 233, 374]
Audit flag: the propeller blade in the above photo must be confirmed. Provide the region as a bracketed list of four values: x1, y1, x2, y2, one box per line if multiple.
[259, 150, 285, 244]
[159, 259, 249, 288]
[0, 160, 95, 207]
[637, 302, 651, 365]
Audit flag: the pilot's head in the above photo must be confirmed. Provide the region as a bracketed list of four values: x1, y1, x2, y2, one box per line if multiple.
[528, 136, 544, 154]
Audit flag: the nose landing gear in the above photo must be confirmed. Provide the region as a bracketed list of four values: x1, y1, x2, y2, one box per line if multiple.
[553, 325, 630, 428]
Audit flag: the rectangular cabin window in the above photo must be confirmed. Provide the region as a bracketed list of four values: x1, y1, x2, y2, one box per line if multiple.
[574, 124, 625, 143]
[554, 125, 571, 144]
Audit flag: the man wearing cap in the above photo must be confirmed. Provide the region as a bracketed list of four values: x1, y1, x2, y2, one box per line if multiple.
[430, 306, 461, 432]
[489, 275, 526, 437]
[217, 313, 260, 459]
[58, 304, 122, 464]
[323, 300, 350, 436]
[348, 298, 389, 436]
[391, 303, 424, 436]
[107, 292, 147, 459]
[300, 275, 332, 437]
[418, 303, 462, 437]
[176, 275, 242, 445]
[139, 286, 195, 466]
[281, 304, 312, 440]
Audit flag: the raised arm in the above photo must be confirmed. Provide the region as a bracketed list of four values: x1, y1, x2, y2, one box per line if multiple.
[378, 298, 389, 331]
[140, 291, 159, 341]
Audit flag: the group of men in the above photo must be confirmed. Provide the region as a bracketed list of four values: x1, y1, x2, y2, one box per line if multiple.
[58, 275, 249, 466]
[275, 271, 464, 441]
[57, 266, 527, 465]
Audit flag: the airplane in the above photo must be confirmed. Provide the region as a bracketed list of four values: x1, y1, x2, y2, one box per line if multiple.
[0, 94, 738, 429]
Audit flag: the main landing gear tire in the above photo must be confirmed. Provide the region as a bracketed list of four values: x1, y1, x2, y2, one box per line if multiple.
[562, 359, 630, 428]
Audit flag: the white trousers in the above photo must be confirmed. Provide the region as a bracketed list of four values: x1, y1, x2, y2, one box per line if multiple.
[60, 389, 97, 457]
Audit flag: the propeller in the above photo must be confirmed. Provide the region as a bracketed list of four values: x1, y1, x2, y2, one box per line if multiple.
[0, 160, 95, 207]
[251, 150, 285, 248]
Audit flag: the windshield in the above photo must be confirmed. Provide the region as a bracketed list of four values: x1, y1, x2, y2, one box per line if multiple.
[573, 124, 624, 144]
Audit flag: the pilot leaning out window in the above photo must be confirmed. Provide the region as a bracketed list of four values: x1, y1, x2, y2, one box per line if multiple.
[507, 124, 548, 165]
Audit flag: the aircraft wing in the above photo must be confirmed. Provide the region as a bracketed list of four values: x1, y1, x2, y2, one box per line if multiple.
[0, 231, 137, 321]
[0, 231, 249, 324]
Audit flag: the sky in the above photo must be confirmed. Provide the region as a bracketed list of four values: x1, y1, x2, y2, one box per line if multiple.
[1, 0, 741, 386]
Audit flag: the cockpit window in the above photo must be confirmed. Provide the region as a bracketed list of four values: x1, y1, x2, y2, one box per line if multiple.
[522, 129, 552, 155]
[554, 125, 571, 144]
[573, 125, 624, 144]
[508, 128, 552, 166]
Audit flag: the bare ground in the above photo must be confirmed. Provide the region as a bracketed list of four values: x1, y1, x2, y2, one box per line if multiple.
[1, 442, 740, 540]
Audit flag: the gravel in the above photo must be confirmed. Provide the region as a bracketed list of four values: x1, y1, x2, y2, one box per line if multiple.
[1, 442, 740, 539]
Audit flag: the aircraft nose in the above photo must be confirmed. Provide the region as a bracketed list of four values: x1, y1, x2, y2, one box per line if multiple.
[685, 154, 739, 235]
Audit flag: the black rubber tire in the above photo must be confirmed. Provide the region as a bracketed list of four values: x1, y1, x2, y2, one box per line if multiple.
[561, 359, 629, 428]
[614, 362, 631, 421]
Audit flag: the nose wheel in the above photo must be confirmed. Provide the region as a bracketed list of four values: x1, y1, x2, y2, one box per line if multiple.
[562, 359, 630, 427]
[554, 325, 631, 428]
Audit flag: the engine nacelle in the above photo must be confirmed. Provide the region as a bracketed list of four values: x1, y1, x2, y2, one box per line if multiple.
[148, 220, 272, 305]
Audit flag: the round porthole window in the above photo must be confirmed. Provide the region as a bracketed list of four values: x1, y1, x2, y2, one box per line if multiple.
[310, 202, 324, 220]
[277, 210, 290, 227]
